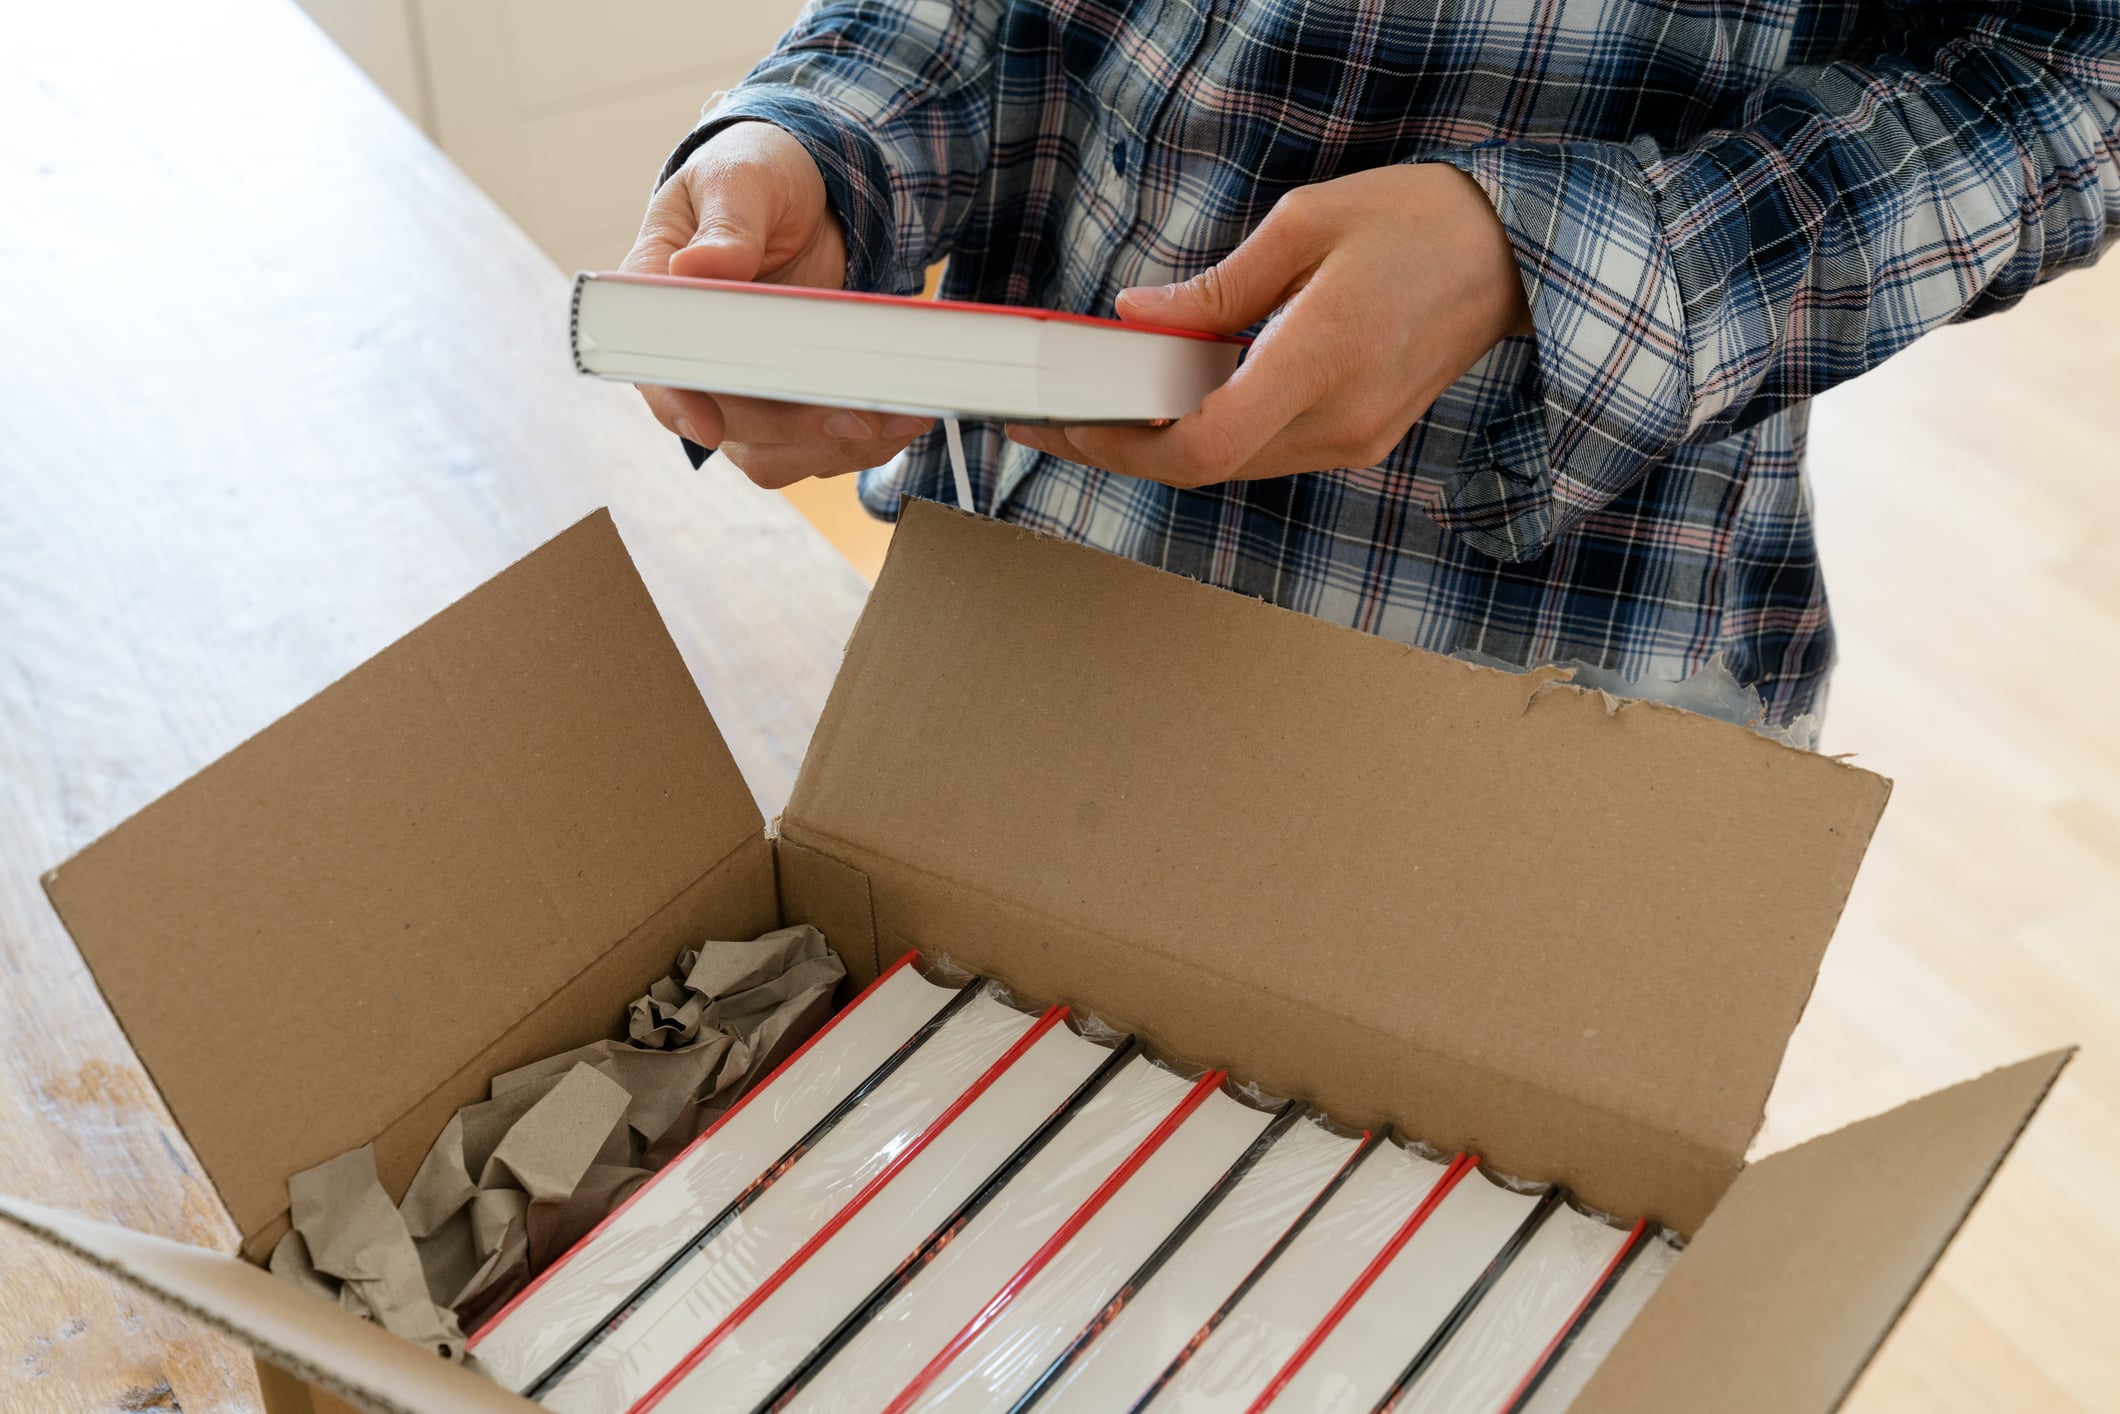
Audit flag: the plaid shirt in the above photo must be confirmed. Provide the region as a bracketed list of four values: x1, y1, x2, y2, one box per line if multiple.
[669, 1, 2120, 729]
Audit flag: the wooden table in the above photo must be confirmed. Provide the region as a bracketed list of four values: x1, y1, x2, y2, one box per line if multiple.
[0, 2, 868, 1408]
[7, 2, 2120, 1412]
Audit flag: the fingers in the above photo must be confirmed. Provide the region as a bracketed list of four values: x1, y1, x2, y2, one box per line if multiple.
[640, 384, 727, 448]
[640, 385, 928, 451]
[1033, 186, 1343, 486]
[1015, 275, 1346, 486]
[1113, 186, 1328, 334]
[642, 380, 931, 489]
[623, 180, 699, 281]
[720, 434, 923, 489]
[620, 122, 842, 288]
[677, 122, 845, 288]
[713, 395, 930, 447]
[667, 195, 771, 283]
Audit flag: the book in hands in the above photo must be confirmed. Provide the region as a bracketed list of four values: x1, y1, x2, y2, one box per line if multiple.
[569, 273, 1246, 424]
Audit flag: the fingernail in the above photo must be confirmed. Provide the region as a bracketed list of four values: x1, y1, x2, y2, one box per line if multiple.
[823, 410, 871, 439]
[1121, 284, 1174, 309]
[882, 415, 930, 438]
[676, 420, 700, 445]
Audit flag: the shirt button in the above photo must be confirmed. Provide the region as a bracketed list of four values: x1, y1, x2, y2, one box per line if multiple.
[1112, 139, 1129, 177]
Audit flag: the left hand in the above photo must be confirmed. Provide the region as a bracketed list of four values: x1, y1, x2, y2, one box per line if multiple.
[1006, 163, 1531, 487]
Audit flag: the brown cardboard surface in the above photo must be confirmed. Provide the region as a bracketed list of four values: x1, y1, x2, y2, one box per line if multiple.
[0, 1195, 540, 1414]
[1572, 1049, 2074, 1413]
[853, 857, 1741, 1229]
[42, 511, 767, 1254]
[783, 504, 1890, 1219]
[5, 500, 2076, 1412]
[775, 834, 882, 985]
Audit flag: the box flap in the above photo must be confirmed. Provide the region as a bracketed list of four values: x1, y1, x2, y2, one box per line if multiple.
[785, 503, 1890, 1191]
[0, 1194, 538, 1414]
[1571, 1049, 2072, 1413]
[42, 511, 762, 1248]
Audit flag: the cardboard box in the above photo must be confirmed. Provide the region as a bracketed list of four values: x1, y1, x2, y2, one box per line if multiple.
[3, 502, 2071, 1413]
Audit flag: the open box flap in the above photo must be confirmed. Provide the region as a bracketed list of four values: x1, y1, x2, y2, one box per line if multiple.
[784, 503, 1890, 1205]
[0, 1194, 538, 1414]
[41, 510, 766, 1250]
[1572, 1048, 2073, 1413]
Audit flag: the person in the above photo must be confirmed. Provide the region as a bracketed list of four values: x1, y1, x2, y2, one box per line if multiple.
[625, 2, 2118, 735]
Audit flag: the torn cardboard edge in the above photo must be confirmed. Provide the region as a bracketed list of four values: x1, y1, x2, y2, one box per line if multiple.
[784, 502, 1891, 1205]
[14, 503, 2068, 1414]
[0, 1046, 2068, 1414]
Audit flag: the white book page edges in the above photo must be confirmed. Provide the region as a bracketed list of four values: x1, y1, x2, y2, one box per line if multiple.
[1036, 1116, 1361, 1413]
[905, 1088, 1280, 1412]
[782, 1056, 1196, 1412]
[1153, 1141, 1454, 1412]
[1517, 1231, 1679, 1414]
[469, 962, 957, 1390]
[546, 991, 1038, 1411]
[1275, 1170, 1542, 1410]
[657, 1023, 1123, 1412]
[1398, 1203, 1634, 1413]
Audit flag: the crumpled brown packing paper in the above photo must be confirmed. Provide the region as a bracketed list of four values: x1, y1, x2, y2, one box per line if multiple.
[268, 924, 843, 1360]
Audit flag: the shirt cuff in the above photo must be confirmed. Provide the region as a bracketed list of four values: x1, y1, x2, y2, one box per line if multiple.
[1423, 141, 1693, 562]
[659, 85, 903, 296]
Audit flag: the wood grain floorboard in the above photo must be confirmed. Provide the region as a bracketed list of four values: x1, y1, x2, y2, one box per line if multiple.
[1788, 251, 2120, 1413]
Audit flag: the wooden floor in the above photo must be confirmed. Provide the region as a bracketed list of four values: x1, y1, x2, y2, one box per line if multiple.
[1778, 252, 2120, 1411]
[776, 470, 896, 582]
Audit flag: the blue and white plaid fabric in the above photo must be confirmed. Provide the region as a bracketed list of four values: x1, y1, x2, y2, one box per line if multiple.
[668, 0, 2120, 727]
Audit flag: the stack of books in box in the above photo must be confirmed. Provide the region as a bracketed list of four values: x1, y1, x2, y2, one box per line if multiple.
[472, 953, 1674, 1413]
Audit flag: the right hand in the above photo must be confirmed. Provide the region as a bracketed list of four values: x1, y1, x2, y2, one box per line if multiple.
[624, 121, 934, 487]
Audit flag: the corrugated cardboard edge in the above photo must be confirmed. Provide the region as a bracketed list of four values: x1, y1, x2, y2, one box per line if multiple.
[35, 507, 778, 1258]
[1571, 1047, 2074, 1413]
[0, 1196, 538, 1414]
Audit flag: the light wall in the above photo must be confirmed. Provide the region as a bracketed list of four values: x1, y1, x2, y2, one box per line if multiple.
[296, 0, 810, 277]
[294, 0, 895, 578]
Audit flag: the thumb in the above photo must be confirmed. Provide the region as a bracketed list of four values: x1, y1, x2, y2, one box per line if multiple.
[669, 208, 769, 282]
[666, 137, 797, 281]
[1114, 216, 1314, 334]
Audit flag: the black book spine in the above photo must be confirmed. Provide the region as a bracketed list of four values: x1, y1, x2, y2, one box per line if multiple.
[1497, 1220, 1651, 1414]
[1369, 1184, 1566, 1413]
[1006, 1100, 1305, 1414]
[1124, 1127, 1388, 1414]
[750, 1033, 1144, 1414]
[524, 978, 987, 1398]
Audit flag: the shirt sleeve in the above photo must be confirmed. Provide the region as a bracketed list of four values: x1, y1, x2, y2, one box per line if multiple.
[658, 1, 1006, 297]
[1423, 3, 2120, 563]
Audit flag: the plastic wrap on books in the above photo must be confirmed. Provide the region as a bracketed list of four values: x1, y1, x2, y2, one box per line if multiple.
[538, 981, 1068, 1411]
[466, 951, 966, 1392]
[1379, 1197, 1651, 1413]
[466, 947, 1679, 1414]
[749, 1052, 1222, 1413]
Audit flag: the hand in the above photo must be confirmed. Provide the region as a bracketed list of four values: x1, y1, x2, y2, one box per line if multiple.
[1005, 163, 1530, 487]
[625, 121, 933, 487]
